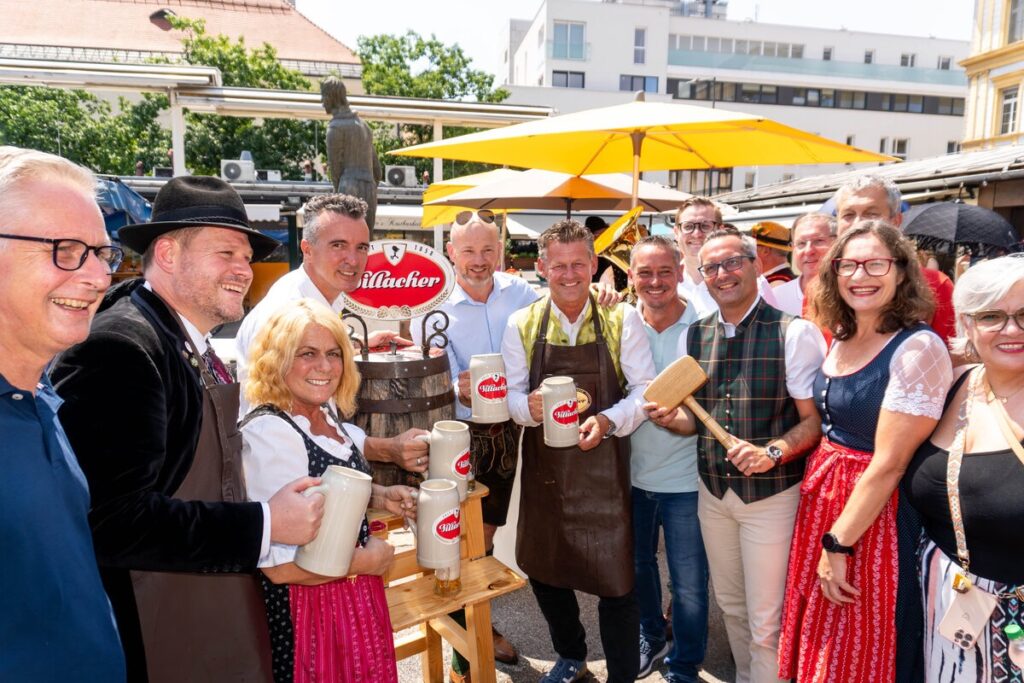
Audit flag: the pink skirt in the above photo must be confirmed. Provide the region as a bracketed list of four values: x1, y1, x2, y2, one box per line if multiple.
[290, 575, 397, 683]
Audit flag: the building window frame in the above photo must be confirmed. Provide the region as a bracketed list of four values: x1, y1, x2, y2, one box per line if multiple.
[620, 74, 658, 93]
[553, 20, 586, 60]
[552, 70, 585, 88]
[1010, 0, 1024, 44]
[822, 46, 833, 61]
[937, 55, 952, 70]
[900, 53, 916, 67]
[634, 27, 646, 64]
[1000, 85, 1020, 135]
[864, 50, 875, 64]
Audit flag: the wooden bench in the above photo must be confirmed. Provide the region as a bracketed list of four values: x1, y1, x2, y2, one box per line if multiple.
[369, 484, 526, 683]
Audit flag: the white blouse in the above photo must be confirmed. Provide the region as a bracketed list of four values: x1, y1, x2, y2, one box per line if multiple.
[241, 402, 368, 568]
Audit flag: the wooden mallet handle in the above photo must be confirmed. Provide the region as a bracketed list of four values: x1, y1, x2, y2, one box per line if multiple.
[682, 396, 737, 449]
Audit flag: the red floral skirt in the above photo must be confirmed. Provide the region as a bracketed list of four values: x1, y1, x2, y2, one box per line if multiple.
[778, 438, 898, 682]
[290, 574, 397, 683]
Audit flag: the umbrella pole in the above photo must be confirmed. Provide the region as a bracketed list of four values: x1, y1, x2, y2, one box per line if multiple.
[565, 198, 572, 219]
[631, 131, 644, 209]
[500, 210, 508, 271]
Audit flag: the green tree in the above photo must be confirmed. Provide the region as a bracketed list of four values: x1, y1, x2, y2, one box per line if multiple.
[168, 16, 317, 179]
[0, 86, 170, 174]
[357, 32, 510, 178]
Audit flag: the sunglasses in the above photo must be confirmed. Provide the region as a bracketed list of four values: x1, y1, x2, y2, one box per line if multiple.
[966, 308, 1024, 333]
[0, 232, 124, 273]
[454, 210, 495, 226]
[831, 258, 896, 277]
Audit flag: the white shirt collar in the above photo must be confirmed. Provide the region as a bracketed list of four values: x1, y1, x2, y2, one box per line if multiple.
[716, 294, 762, 338]
[143, 281, 209, 354]
[763, 262, 790, 276]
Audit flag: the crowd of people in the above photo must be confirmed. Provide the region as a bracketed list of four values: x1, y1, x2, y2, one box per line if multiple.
[3, 142, 1023, 683]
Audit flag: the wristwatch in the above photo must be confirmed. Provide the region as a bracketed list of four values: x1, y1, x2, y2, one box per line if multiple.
[765, 443, 784, 466]
[821, 532, 855, 556]
[601, 416, 618, 439]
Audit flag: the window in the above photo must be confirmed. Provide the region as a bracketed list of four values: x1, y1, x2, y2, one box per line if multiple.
[620, 74, 658, 93]
[740, 83, 761, 103]
[947, 141, 961, 154]
[820, 89, 835, 107]
[1010, 0, 1024, 43]
[553, 21, 585, 60]
[791, 44, 804, 59]
[634, 28, 646, 64]
[692, 36, 706, 51]
[781, 173, 796, 182]
[761, 85, 778, 104]
[864, 50, 875, 64]
[846, 135, 855, 147]
[823, 46, 833, 61]
[791, 88, 807, 106]
[744, 171, 756, 189]
[806, 88, 820, 106]
[892, 94, 909, 112]
[937, 56, 952, 70]
[879, 137, 888, 154]
[892, 138, 909, 160]
[734, 39, 748, 54]
[900, 53, 916, 67]
[707, 37, 721, 52]
[1001, 86, 1019, 135]
[909, 95, 924, 113]
[763, 41, 777, 57]
[552, 70, 585, 88]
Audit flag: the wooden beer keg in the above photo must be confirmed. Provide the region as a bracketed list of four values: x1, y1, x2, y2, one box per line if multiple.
[353, 346, 455, 487]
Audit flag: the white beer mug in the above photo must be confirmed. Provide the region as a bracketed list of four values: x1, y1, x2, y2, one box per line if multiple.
[416, 420, 471, 501]
[294, 466, 373, 577]
[469, 353, 510, 424]
[541, 376, 580, 448]
[408, 479, 462, 572]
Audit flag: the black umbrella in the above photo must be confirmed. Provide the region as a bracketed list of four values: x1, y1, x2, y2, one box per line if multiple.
[902, 202, 1019, 254]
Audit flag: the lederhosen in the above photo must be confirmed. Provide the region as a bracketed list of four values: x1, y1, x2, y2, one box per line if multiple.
[130, 317, 273, 683]
[517, 296, 634, 597]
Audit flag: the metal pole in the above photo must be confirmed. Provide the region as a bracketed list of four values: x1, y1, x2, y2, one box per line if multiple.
[631, 130, 644, 209]
[169, 90, 187, 177]
[433, 120, 443, 182]
[286, 212, 300, 270]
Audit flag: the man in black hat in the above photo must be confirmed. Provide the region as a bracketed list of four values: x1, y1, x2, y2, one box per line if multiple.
[51, 176, 325, 683]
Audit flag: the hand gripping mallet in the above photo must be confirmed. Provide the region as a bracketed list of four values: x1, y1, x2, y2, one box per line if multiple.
[643, 356, 737, 449]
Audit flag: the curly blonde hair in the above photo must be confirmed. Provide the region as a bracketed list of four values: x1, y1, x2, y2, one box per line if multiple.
[244, 298, 360, 416]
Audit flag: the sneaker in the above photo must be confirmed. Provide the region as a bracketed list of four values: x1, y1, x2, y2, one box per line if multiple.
[637, 635, 671, 678]
[539, 657, 588, 682]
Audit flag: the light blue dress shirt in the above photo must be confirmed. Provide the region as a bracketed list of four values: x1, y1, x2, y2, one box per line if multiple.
[629, 303, 701, 493]
[412, 271, 538, 420]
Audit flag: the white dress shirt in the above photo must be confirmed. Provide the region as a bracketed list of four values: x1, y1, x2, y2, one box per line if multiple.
[501, 299, 655, 436]
[677, 269, 780, 318]
[241, 402, 367, 568]
[772, 276, 805, 317]
[712, 296, 826, 400]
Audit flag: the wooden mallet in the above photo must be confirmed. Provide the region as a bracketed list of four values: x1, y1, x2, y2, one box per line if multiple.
[643, 356, 737, 449]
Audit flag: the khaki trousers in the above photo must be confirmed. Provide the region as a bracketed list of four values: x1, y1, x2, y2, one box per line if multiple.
[697, 481, 799, 683]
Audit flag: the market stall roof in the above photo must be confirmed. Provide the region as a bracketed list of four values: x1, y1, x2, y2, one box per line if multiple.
[715, 145, 1024, 211]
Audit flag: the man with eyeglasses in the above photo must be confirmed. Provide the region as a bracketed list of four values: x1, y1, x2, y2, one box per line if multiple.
[0, 147, 126, 681]
[410, 209, 537, 681]
[52, 176, 326, 683]
[773, 213, 837, 317]
[234, 193, 427, 475]
[832, 175, 955, 342]
[673, 198, 779, 316]
[647, 228, 824, 683]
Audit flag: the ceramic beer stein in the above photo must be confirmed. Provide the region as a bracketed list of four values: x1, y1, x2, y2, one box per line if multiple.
[417, 420, 471, 501]
[541, 375, 580, 448]
[294, 466, 373, 577]
[469, 353, 510, 424]
[409, 479, 462, 585]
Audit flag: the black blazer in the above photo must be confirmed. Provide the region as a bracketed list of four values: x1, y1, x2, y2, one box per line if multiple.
[51, 280, 264, 680]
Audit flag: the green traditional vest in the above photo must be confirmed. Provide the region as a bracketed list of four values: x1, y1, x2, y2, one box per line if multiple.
[687, 298, 805, 503]
[516, 296, 626, 388]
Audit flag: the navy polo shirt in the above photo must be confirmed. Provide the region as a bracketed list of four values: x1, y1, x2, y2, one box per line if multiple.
[0, 373, 125, 681]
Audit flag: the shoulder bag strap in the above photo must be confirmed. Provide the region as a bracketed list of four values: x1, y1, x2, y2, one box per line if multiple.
[981, 374, 1024, 468]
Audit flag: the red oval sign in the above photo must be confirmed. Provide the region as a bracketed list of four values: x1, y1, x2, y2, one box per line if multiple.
[551, 399, 579, 426]
[476, 374, 508, 402]
[342, 241, 455, 321]
[433, 508, 461, 543]
[452, 449, 471, 478]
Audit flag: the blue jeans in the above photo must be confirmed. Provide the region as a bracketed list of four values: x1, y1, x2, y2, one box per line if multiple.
[632, 488, 709, 681]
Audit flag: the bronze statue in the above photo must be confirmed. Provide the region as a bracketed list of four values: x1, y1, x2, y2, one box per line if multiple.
[321, 76, 382, 228]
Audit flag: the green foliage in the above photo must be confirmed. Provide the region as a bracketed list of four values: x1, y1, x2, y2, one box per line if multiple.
[357, 31, 510, 179]
[0, 86, 170, 174]
[169, 16, 317, 179]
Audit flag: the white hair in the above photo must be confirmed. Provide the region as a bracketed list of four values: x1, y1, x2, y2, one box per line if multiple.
[0, 146, 97, 231]
[949, 255, 1024, 356]
[833, 175, 901, 217]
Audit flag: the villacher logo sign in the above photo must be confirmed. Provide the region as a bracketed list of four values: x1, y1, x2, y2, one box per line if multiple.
[476, 373, 508, 402]
[342, 240, 455, 321]
[433, 508, 461, 543]
[452, 449, 471, 478]
[551, 399, 579, 426]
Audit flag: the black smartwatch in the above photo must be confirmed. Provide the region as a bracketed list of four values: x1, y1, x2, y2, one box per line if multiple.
[821, 532, 855, 556]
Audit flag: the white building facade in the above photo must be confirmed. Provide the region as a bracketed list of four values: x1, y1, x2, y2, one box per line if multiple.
[503, 0, 969, 193]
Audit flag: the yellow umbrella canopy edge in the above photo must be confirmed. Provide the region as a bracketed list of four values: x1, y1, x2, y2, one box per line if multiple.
[420, 168, 523, 228]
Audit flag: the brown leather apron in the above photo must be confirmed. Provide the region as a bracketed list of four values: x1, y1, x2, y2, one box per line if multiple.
[131, 343, 273, 682]
[516, 296, 634, 597]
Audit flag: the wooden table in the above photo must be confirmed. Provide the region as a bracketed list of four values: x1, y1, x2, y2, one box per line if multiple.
[369, 483, 525, 683]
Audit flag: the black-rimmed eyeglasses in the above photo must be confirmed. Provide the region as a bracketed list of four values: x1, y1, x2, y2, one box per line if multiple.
[698, 255, 754, 278]
[0, 233, 124, 273]
[676, 220, 719, 234]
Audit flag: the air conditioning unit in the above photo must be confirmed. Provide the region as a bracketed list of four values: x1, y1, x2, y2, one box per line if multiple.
[256, 169, 282, 182]
[386, 165, 417, 187]
[152, 166, 173, 178]
[220, 159, 256, 182]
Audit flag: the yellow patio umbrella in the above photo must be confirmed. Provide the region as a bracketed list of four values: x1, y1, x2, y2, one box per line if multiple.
[396, 96, 897, 208]
[420, 168, 522, 228]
